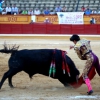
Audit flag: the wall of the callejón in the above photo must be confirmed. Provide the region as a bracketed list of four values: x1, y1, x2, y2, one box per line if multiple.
[35, 15, 58, 24]
[36, 15, 100, 24]
[84, 15, 100, 24]
[0, 15, 100, 24]
[0, 24, 100, 34]
[0, 15, 31, 24]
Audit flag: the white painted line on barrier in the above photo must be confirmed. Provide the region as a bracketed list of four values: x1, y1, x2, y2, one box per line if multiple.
[0, 34, 100, 37]
[49, 43, 60, 44]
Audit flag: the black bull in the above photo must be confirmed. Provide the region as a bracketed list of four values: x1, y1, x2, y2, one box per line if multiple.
[0, 48, 80, 89]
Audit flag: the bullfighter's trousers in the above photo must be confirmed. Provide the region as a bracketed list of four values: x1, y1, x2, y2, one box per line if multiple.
[82, 52, 100, 79]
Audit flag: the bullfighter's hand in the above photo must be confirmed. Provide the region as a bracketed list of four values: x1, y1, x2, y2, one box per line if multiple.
[70, 45, 74, 49]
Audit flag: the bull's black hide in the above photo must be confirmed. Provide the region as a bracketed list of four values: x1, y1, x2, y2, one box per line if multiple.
[0, 48, 80, 89]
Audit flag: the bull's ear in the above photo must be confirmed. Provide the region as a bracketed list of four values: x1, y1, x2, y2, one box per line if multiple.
[3, 41, 8, 50]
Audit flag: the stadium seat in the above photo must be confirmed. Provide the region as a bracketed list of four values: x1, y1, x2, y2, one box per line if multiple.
[20, 4, 25, 8]
[3, 0, 100, 13]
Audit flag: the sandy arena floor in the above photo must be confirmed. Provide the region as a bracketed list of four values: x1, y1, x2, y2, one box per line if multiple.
[0, 35, 100, 100]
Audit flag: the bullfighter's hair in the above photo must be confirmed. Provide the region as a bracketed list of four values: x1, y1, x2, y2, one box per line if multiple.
[70, 34, 80, 42]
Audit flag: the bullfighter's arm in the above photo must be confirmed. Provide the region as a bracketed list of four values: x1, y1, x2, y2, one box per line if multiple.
[74, 47, 86, 60]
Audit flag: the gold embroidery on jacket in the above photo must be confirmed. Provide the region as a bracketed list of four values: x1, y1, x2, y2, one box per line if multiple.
[74, 39, 93, 78]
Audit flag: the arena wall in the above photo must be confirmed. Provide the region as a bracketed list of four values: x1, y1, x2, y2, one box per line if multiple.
[0, 15, 100, 24]
[0, 24, 100, 35]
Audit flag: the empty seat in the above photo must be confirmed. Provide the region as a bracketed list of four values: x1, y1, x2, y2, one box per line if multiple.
[25, 7, 30, 10]
[90, 1, 94, 3]
[45, 4, 50, 7]
[84, 4, 89, 7]
[20, 4, 25, 8]
[30, 4, 35, 8]
[65, 1, 70, 4]
[23, 0, 28, 4]
[49, 4, 54, 8]
[95, 0, 99, 3]
[16, 4, 20, 8]
[49, 7, 53, 10]
[4, 0, 100, 12]
[25, 4, 29, 8]
[69, 4, 74, 7]
[79, 1, 85, 4]
[68, 7, 73, 12]
[19, 0, 24, 4]
[35, 4, 40, 8]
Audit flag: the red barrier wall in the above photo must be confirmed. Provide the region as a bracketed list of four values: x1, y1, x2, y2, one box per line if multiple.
[0, 24, 100, 35]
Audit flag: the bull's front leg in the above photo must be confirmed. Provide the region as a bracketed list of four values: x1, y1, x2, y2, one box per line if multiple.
[8, 76, 14, 88]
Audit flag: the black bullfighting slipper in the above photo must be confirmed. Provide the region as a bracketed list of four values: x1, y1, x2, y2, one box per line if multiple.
[87, 90, 93, 95]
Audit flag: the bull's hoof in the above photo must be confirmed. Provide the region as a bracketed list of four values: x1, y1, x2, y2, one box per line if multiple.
[64, 83, 73, 88]
[9, 84, 14, 88]
[64, 83, 70, 87]
[87, 90, 93, 95]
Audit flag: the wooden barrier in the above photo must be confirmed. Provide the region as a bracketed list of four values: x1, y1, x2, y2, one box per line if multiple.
[0, 15, 31, 24]
[0, 24, 100, 34]
[84, 15, 100, 24]
[36, 15, 100, 24]
[0, 14, 100, 24]
[36, 15, 58, 24]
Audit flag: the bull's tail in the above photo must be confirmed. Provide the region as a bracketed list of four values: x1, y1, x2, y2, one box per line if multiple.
[0, 43, 19, 54]
[0, 49, 14, 54]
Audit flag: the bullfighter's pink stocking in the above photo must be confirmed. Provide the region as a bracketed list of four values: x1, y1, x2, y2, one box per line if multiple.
[84, 78, 92, 92]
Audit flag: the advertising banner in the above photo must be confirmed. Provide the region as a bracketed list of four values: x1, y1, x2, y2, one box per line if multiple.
[57, 12, 84, 24]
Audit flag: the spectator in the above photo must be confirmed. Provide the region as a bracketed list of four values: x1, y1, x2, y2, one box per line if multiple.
[28, 9, 33, 15]
[30, 20, 34, 24]
[18, 9, 22, 14]
[44, 7, 50, 15]
[98, 10, 100, 14]
[34, 8, 41, 15]
[0, 0, 5, 13]
[6, 5, 12, 15]
[11, 4, 18, 15]
[61, 6, 67, 12]
[0, 7, 2, 14]
[81, 6, 85, 12]
[22, 8, 28, 15]
[91, 9, 97, 14]
[55, 5, 62, 12]
[84, 8, 91, 15]
[2, 8, 6, 14]
[44, 18, 51, 23]
[90, 17, 96, 24]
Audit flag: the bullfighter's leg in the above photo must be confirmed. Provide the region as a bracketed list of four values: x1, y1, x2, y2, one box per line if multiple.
[82, 53, 94, 95]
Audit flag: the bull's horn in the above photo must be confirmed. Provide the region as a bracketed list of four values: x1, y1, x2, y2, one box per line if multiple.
[76, 75, 79, 83]
[68, 72, 71, 77]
